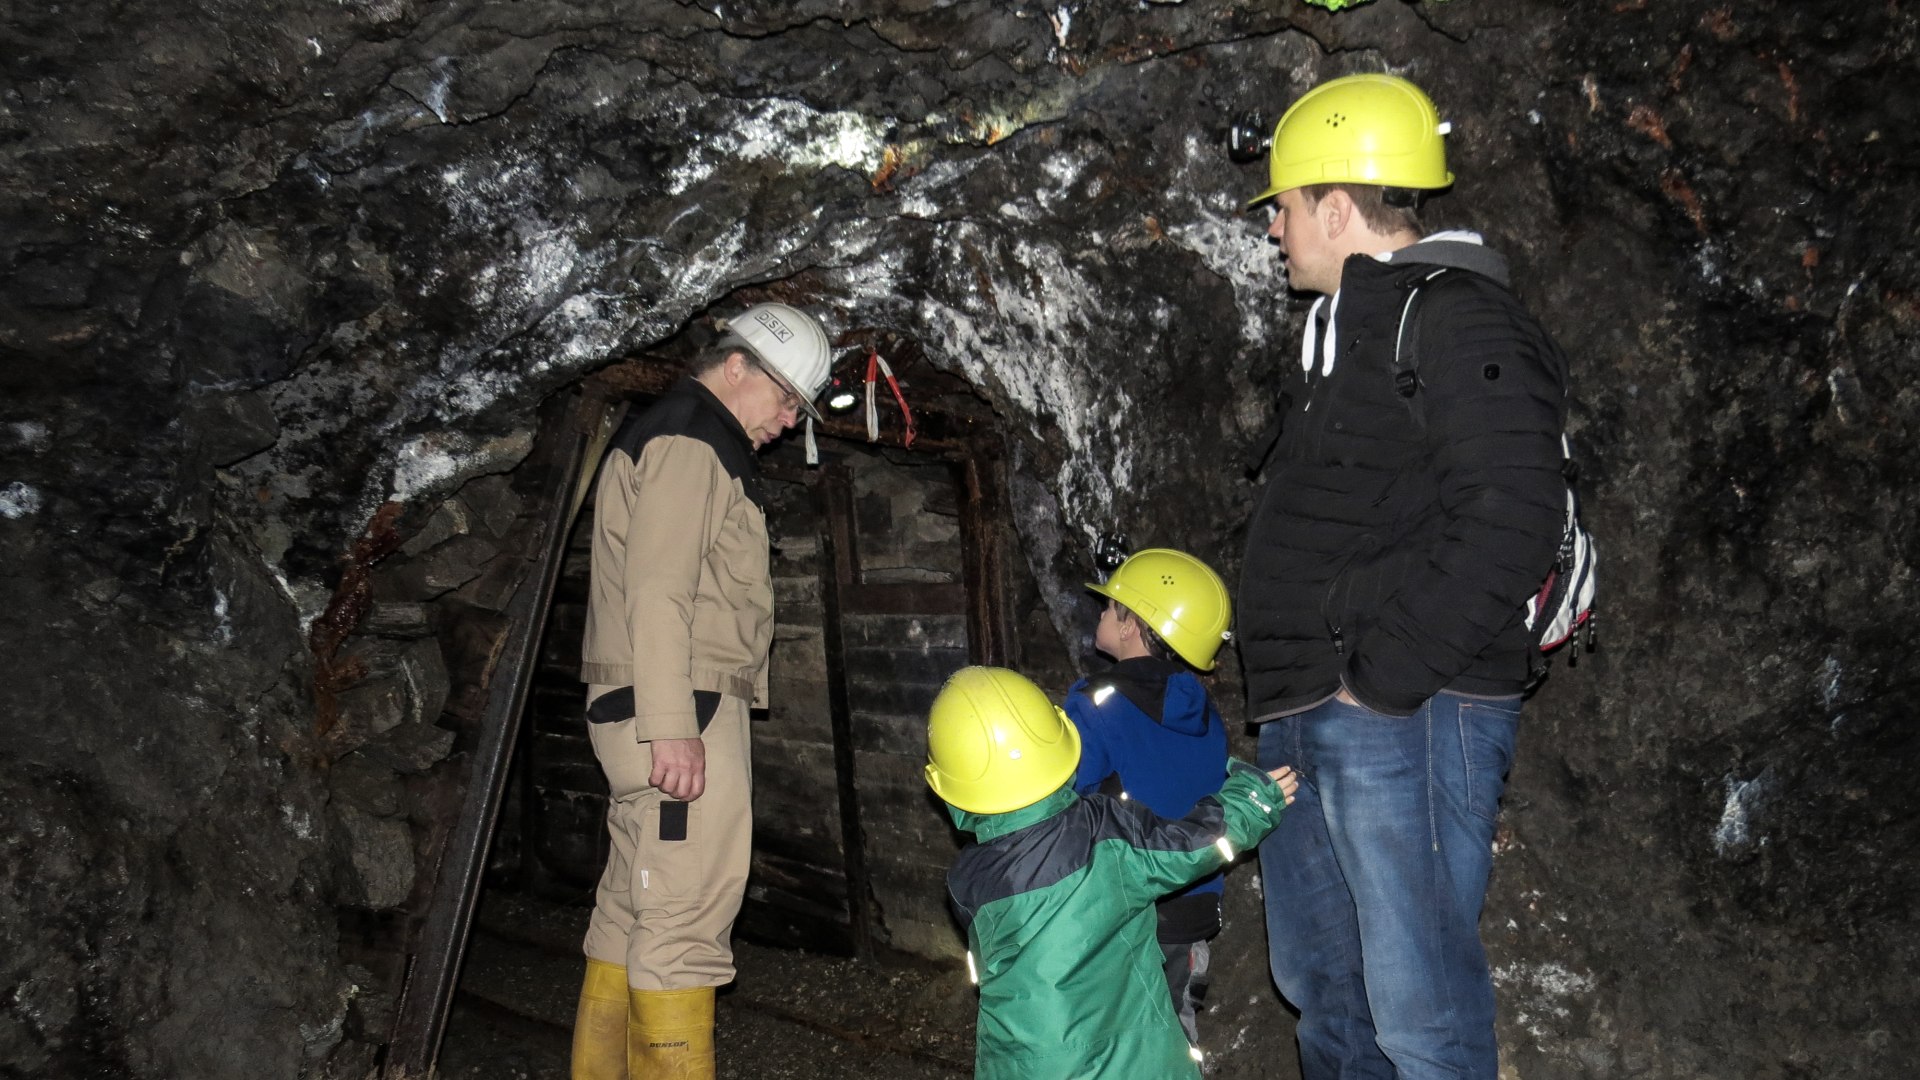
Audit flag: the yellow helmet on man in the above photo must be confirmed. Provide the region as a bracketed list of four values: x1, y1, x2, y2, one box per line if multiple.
[1086, 548, 1233, 671]
[1249, 73, 1454, 206]
[925, 667, 1082, 815]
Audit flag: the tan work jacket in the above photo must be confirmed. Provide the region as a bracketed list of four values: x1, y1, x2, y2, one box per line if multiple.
[580, 378, 772, 745]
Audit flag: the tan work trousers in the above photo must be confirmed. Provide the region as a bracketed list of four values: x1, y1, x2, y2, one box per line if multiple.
[582, 693, 753, 991]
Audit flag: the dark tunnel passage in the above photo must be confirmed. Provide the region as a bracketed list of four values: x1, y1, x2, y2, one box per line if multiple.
[322, 335, 1041, 1076]
[430, 389, 1015, 1078]
[5, 1, 1920, 1078]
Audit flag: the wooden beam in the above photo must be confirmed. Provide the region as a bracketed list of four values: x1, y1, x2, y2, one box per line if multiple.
[816, 467, 876, 960]
[586, 359, 988, 454]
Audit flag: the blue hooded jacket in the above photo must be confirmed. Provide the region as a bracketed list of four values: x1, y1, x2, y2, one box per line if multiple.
[1066, 657, 1230, 935]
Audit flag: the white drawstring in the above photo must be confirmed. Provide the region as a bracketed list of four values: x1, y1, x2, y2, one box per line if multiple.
[1322, 291, 1341, 376]
[1298, 296, 1323, 374]
[1298, 292, 1342, 380]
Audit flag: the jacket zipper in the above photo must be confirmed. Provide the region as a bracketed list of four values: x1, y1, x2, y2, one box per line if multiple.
[1321, 534, 1382, 658]
[1323, 574, 1347, 657]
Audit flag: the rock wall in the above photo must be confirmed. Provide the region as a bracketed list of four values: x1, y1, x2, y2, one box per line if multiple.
[4, 1, 1916, 1077]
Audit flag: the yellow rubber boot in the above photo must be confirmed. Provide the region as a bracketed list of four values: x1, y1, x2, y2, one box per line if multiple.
[570, 959, 630, 1080]
[627, 986, 716, 1080]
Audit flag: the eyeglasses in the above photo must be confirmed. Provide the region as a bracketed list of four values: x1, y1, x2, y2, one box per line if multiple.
[752, 362, 804, 412]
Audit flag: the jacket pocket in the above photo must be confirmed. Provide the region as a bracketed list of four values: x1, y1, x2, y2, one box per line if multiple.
[1319, 535, 1381, 656]
[587, 717, 653, 800]
[587, 689, 653, 800]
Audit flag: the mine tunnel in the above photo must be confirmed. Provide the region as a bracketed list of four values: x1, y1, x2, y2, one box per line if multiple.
[398, 341, 1026, 1078]
[4, 1, 1919, 1079]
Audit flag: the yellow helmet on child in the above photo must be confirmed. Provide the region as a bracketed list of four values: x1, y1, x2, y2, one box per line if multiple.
[1248, 73, 1454, 206]
[925, 667, 1082, 815]
[1086, 548, 1233, 671]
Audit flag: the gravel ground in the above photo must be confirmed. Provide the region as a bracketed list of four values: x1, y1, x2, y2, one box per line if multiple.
[437, 890, 976, 1079]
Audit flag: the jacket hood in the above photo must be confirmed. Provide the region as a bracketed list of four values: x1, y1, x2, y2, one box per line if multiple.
[1130, 659, 1211, 736]
[1381, 229, 1510, 287]
[1077, 658, 1213, 737]
[1303, 231, 1513, 382]
[946, 784, 1077, 840]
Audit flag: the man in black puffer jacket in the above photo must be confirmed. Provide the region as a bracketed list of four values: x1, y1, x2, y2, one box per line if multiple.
[1240, 74, 1570, 1080]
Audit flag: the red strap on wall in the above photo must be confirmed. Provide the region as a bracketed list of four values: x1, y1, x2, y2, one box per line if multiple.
[864, 347, 917, 449]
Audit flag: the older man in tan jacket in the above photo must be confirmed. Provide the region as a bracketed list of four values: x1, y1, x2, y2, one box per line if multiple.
[570, 302, 832, 1080]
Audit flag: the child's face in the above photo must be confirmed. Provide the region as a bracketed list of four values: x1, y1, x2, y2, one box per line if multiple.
[1094, 600, 1124, 659]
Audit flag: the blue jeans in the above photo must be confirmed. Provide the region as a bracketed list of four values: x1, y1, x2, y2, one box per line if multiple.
[1256, 692, 1520, 1080]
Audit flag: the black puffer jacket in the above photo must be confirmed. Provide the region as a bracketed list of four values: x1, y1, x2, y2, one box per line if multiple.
[1239, 237, 1570, 720]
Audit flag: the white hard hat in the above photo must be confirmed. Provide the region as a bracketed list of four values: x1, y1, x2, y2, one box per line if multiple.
[716, 302, 833, 421]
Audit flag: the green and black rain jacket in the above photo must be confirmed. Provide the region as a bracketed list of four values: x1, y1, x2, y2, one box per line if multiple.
[945, 765, 1287, 1080]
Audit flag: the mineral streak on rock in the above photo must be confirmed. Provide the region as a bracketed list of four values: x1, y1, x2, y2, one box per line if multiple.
[310, 501, 407, 748]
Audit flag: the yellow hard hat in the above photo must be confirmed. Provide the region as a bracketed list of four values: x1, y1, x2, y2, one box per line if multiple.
[1248, 73, 1454, 206]
[1086, 548, 1233, 671]
[925, 667, 1081, 815]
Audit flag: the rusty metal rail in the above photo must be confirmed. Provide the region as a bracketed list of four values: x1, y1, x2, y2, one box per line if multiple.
[385, 388, 618, 1078]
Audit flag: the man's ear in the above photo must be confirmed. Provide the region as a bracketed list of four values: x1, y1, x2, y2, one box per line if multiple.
[1318, 189, 1352, 240]
[722, 350, 752, 386]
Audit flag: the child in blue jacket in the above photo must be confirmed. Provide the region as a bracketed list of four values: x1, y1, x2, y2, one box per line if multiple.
[1066, 548, 1236, 1052]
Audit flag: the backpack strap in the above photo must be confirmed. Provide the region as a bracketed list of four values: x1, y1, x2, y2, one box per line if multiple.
[1390, 267, 1456, 434]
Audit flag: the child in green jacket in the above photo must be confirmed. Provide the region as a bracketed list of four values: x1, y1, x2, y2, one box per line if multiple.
[925, 666, 1297, 1080]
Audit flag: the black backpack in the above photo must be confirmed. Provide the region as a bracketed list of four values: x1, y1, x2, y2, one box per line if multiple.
[1392, 269, 1598, 673]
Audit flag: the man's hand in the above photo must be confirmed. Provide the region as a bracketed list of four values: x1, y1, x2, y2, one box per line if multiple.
[649, 737, 707, 801]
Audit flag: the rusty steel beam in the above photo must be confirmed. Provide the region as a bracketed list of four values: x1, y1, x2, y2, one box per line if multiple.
[384, 387, 614, 1078]
[817, 466, 877, 960]
[959, 452, 1014, 667]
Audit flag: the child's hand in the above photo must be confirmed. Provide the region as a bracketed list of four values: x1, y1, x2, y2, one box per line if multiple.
[1266, 765, 1299, 805]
